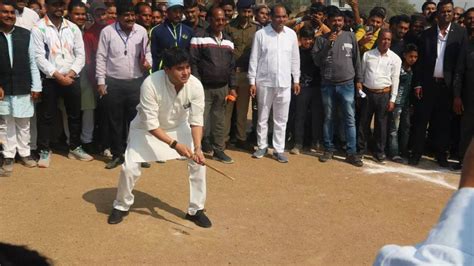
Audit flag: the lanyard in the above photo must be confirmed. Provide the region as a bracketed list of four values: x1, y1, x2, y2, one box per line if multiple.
[167, 23, 182, 47]
[115, 23, 131, 55]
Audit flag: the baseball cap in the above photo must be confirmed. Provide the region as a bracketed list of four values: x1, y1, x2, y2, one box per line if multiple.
[168, 0, 183, 9]
[89, 0, 107, 14]
[236, 0, 254, 9]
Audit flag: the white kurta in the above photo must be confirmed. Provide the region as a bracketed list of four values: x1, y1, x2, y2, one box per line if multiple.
[374, 188, 474, 265]
[113, 70, 207, 215]
[126, 70, 205, 162]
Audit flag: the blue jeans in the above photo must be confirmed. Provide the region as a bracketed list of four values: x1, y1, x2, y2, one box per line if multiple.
[388, 105, 410, 157]
[321, 81, 357, 154]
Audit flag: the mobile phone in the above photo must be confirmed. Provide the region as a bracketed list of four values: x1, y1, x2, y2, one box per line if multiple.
[365, 25, 374, 34]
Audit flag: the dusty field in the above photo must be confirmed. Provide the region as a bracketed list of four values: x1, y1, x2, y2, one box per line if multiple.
[0, 148, 460, 265]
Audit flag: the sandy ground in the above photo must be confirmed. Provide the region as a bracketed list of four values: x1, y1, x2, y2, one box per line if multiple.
[0, 148, 460, 265]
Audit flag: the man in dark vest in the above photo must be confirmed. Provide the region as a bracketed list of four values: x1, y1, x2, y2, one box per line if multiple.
[0, 0, 41, 176]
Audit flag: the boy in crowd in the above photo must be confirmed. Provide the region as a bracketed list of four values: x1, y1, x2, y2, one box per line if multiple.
[290, 26, 323, 155]
[387, 44, 418, 163]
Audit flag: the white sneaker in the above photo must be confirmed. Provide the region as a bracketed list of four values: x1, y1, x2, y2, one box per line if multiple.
[37, 150, 52, 168]
[68, 146, 93, 161]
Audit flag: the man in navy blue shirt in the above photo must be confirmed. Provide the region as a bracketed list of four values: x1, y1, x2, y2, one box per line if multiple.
[150, 0, 194, 72]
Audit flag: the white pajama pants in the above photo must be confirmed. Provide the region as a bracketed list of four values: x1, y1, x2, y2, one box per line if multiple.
[256, 86, 291, 153]
[1, 116, 31, 158]
[113, 150, 207, 215]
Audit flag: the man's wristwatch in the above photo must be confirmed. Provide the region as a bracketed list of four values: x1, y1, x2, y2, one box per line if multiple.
[169, 140, 178, 149]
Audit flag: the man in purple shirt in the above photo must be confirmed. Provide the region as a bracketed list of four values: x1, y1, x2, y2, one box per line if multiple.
[96, 2, 152, 169]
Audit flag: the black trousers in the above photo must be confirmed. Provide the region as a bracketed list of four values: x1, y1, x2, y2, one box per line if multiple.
[357, 90, 390, 155]
[100, 77, 142, 158]
[37, 78, 81, 151]
[291, 85, 324, 147]
[411, 81, 452, 158]
[459, 103, 474, 161]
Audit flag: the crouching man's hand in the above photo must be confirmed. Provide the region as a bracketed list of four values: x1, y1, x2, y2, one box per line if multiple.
[174, 143, 193, 159]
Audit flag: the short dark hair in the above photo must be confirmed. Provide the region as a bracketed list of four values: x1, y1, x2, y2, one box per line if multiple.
[0, 0, 17, 8]
[398, 14, 411, 24]
[390, 14, 410, 26]
[198, 4, 206, 12]
[299, 26, 314, 39]
[116, 1, 135, 16]
[369, 6, 386, 19]
[184, 0, 198, 9]
[162, 47, 191, 69]
[219, 0, 235, 9]
[411, 13, 426, 24]
[326, 5, 343, 19]
[254, 4, 268, 13]
[270, 3, 287, 17]
[437, 0, 453, 10]
[389, 15, 399, 27]
[28, 0, 42, 8]
[309, 3, 325, 15]
[403, 43, 418, 54]
[421, 1, 436, 12]
[152, 6, 162, 15]
[376, 28, 392, 43]
[465, 7, 474, 17]
[343, 10, 354, 20]
[67, 0, 86, 13]
[135, 2, 151, 14]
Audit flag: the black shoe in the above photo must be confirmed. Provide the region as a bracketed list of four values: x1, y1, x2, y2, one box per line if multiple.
[213, 150, 234, 164]
[141, 162, 151, 168]
[202, 141, 213, 154]
[105, 156, 124, 169]
[185, 210, 212, 228]
[319, 151, 333, 162]
[452, 162, 463, 171]
[346, 154, 363, 167]
[107, 208, 129, 224]
[408, 154, 421, 165]
[436, 157, 450, 168]
[374, 153, 386, 163]
[82, 142, 98, 155]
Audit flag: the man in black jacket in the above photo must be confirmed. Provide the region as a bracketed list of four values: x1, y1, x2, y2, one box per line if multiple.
[453, 7, 474, 170]
[190, 7, 236, 164]
[410, 0, 468, 167]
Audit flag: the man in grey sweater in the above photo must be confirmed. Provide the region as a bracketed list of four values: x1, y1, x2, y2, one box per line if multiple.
[312, 7, 363, 167]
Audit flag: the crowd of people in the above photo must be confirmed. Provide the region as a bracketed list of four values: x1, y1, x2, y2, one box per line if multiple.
[0, 0, 473, 177]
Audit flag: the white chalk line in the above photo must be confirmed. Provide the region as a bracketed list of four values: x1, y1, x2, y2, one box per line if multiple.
[332, 155, 458, 190]
[364, 161, 457, 190]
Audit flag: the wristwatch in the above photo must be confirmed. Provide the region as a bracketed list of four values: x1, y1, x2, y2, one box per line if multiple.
[169, 140, 178, 149]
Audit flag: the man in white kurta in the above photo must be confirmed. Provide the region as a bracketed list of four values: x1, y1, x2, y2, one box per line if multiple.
[374, 138, 474, 265]
[108, 48, 211, 228]
[248, 4, 300, 163]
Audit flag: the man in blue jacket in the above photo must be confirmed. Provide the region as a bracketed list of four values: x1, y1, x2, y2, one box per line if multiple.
[150, 0, 194, 72]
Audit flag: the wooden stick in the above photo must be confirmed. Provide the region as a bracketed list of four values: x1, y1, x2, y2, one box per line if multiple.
[203, 161, 235, 181]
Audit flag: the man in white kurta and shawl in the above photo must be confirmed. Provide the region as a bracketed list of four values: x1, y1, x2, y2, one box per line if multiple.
[107, 47, 211, 228]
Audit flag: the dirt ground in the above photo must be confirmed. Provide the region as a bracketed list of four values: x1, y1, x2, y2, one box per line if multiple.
[0, 147, 460, 265]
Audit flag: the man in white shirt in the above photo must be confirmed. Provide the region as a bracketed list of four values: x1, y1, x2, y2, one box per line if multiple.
[14, 0, 40, 31]
[107, 48, 211, 228]
[31, 0, 92, 168]
[248, 4, 300, 163]
[374, 138, 474, 265]
[357, 29, 402, 163]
